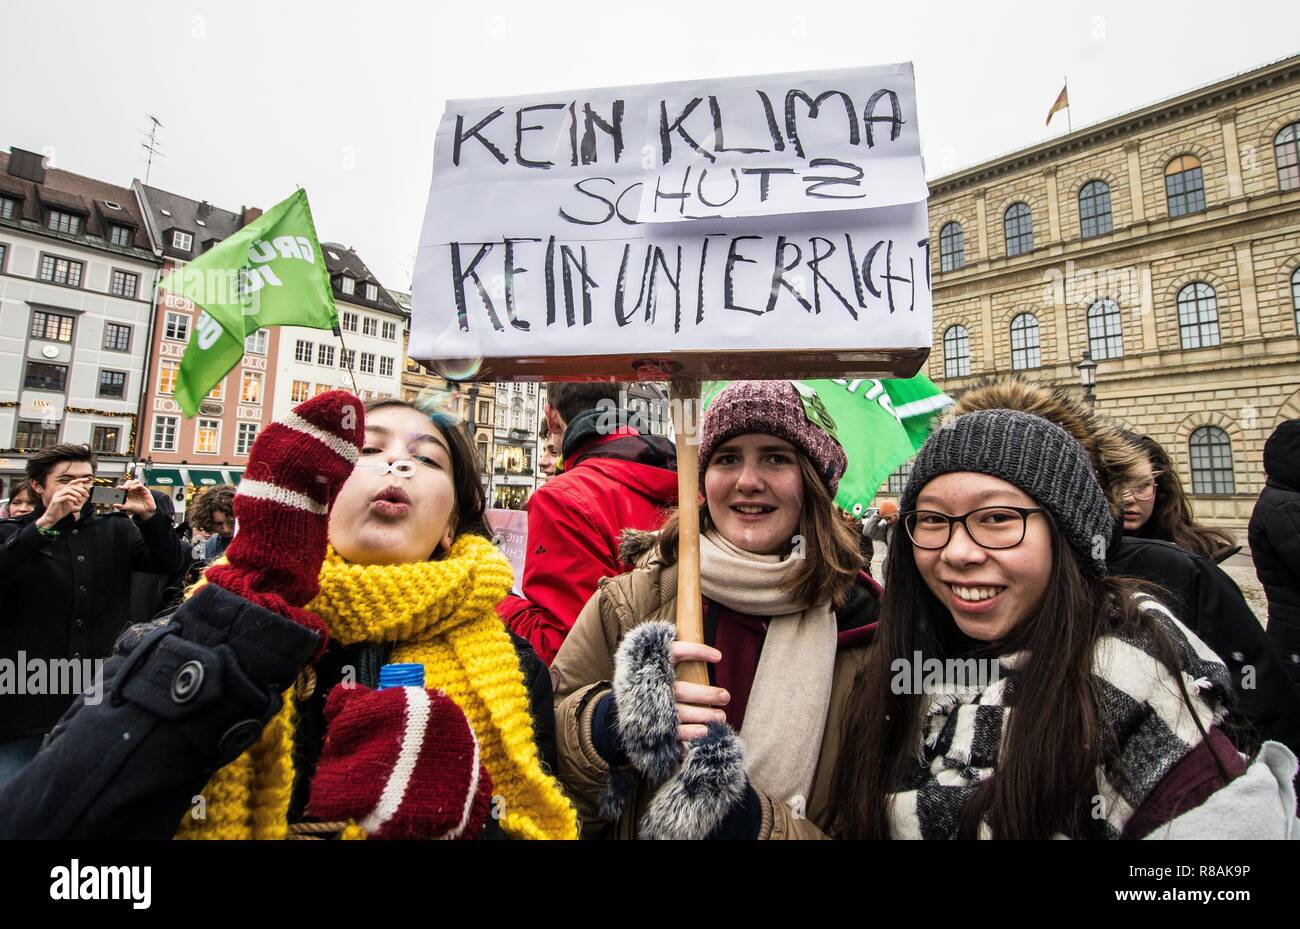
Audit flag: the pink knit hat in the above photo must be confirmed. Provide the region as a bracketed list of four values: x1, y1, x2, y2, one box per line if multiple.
[698, 381, 848, 495]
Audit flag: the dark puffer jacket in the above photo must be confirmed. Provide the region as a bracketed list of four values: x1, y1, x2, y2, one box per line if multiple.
[1249, 419, 1300, 685]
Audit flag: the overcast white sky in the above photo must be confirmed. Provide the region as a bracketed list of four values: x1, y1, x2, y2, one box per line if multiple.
[3, 1, 1297, 289]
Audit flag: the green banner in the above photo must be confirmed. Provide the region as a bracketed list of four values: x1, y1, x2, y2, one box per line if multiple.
[703, 374, 952, 514]
[158, 189, 338, 417]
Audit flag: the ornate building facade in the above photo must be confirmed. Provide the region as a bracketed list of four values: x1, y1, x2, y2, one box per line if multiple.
[922, 54, 1300, 535]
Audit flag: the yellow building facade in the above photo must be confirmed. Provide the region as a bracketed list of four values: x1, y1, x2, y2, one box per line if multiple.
[923, 55, 1300, 534]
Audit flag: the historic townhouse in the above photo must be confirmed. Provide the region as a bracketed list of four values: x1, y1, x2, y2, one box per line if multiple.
[0, 148, 161, 495]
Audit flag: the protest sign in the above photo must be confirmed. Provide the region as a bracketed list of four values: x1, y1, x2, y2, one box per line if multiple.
[486, 508, 529, 597]
[411, 62, 931, 381]
[414, 64, 933, 683]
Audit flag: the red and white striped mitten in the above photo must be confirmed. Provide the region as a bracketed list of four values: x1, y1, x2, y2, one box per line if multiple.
[306, 683, 495, 840]
[204, 390, 363, 650]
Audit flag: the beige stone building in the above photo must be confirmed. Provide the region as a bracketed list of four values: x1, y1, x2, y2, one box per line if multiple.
[912, 54, 1300, 536]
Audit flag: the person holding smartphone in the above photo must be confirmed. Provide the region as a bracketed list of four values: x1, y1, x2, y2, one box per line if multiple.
[0, 443, 184, 784]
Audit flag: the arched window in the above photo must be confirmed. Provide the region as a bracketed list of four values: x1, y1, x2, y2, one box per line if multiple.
[1177, 283, 1221, 349]
[1010, 313, 1041, 370]
[939, 222, 965, 272]
[1078, 180, 1113, 238]
[1292, 268, 1300, 334]
[942, 325, 971, 378]
[1003, 202, 1034, 257]
[1275, 123, 1300, 191]
[1165, 155, 1206, 217]
[1189, 426, 1235, 494]
[1087, 299, 1124, 360]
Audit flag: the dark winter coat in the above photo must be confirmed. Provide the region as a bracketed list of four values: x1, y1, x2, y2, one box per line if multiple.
[1249, 420, 1300, 684]
[1111, 530, 1300, 756]
[499, 412, 678, 664]
[0, 581, 559, 839]
[0, 498, 185, 740]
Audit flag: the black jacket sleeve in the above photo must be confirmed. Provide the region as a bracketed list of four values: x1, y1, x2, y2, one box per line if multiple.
[0, 521, 56, 593]
[1114, 537, 1300, 756]
[128, 509, 185, 577]
[513, 631, 560, 777]
[0, 583, 320, 839]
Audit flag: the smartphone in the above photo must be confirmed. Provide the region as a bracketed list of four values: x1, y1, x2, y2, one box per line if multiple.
[91, 486, 127, 507]
[863, 507, 881, 520]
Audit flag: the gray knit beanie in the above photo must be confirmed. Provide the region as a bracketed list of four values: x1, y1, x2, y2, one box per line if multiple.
[699, 381, 848, 496]
[899, 408, 1113, 573]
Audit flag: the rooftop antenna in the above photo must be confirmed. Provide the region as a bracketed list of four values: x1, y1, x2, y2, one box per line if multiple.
[140, 114, 165, 185]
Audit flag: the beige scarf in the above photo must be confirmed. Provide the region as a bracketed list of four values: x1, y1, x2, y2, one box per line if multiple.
[696, 530, 838, 811]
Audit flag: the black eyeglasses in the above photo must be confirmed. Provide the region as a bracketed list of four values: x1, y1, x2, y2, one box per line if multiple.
[902, 506, 1046, 550]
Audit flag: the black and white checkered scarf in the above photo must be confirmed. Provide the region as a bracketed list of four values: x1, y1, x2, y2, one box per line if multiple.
[887, 597, 1233, 840]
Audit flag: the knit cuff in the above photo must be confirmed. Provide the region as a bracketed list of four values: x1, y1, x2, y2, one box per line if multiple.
[591, 693, 629, 767]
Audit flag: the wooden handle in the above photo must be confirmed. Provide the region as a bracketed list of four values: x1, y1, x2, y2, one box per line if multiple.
[670, 378, 709, 687]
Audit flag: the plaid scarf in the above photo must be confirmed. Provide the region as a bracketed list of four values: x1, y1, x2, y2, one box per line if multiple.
[888, 597, 1233, 839]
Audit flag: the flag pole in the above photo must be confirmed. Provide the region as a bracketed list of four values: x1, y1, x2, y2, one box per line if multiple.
[669, 377, 709, 687]
[334, 322, 360, 395]
[1065, 75, 1072, 133]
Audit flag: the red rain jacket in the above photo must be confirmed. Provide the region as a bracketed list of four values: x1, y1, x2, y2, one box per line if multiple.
[498, 430, 677, 664]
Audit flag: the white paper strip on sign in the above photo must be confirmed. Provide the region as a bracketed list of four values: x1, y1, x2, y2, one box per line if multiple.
[412, 62, 931, 379]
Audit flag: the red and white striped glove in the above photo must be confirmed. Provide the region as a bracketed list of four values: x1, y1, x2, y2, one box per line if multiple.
[204, 390, 364, 653]
[306, 683, 495, 840]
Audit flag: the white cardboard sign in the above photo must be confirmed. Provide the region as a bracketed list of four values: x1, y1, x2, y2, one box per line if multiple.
[412, 62, 930, 379]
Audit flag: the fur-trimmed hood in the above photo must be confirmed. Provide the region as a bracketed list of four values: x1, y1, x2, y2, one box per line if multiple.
[944, 377, 1144, 516]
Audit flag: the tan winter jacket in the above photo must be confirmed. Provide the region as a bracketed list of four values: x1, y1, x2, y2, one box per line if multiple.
[551, 539, 878, 839]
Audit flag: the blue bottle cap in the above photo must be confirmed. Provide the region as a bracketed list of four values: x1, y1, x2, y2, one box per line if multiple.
[377, 663, 425, 690]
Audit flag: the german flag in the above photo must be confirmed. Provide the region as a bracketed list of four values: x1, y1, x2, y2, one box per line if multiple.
[1046, 84, 1070, 126]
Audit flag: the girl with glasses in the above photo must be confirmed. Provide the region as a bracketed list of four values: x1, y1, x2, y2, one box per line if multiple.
[831, 409, 1297, 839]
[1120, 432, 1237, 563]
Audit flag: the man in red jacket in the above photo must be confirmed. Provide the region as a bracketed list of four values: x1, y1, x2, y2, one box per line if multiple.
[498, 384, 677, 664]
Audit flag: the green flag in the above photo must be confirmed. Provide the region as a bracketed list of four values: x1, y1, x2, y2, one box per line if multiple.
[702, 374, 952, 514]
[157, 189, 338, 417]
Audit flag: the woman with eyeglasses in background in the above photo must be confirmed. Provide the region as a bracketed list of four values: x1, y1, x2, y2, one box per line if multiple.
[1120, 432, 1238, 564]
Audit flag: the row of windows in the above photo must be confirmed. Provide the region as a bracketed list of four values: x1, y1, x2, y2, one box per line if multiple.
[941, 273, 1300, 377]
[293, 338, 394, 377]
[21, 362, 134, 400]
[155, 361, 264, 404]
[29, 310, 134, 351]
[339, 279, 381, 303]
[887, 426, 1238, 497]
[339, 310, 398, 341]
[0, 245, 142, 297]
[162, 313, 268, 355]
[149, 416, 260, 455]
[937, 125, 1300, 271]
[14, 421, 122, 454]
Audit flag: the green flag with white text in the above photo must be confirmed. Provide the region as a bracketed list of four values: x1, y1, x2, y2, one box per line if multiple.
[702, 374, 953, 515]
[157, 189, 337, 417]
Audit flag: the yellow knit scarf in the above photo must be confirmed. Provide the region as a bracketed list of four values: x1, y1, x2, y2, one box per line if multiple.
[175, 534, 577, 840]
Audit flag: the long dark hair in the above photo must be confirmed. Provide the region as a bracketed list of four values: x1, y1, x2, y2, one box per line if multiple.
[657, 453, 862, 608]
[1122, 433, 1235, 561]
[830, 507, 1224, 839]
[363, 398, 489, 544]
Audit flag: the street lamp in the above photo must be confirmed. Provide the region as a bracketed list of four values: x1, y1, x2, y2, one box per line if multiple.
[1077, 350, 1098, 407]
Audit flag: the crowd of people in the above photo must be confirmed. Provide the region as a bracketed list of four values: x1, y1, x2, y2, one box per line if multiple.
[0, 378, 1297, 840]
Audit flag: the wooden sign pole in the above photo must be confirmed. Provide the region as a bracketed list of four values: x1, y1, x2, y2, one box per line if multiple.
[670, 377, 709, 687]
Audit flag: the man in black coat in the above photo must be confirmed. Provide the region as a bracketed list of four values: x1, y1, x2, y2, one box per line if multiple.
[1249, 419, 1300, 687]
[0, 443, 184, 783]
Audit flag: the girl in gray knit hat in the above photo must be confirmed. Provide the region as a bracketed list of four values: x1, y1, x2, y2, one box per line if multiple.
[550, 380, 881, 839]
[831, 408, 1299, 840]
